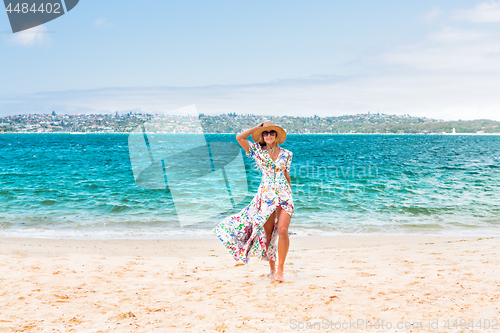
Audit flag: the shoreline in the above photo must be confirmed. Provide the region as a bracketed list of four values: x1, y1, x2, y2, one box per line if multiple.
[3, 227, 500, 240]
[1, 235, 499, 331]
[0, 233, 495, 251]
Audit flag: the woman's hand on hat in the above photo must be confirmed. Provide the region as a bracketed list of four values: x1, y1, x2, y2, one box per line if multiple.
[252, 123, 265, 131]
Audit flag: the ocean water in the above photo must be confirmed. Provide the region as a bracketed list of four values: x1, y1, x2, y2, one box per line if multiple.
[1, 133, 500, 239]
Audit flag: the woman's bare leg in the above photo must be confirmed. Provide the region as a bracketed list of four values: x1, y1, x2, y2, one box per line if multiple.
[263, 210, 277, 277]
[276, 206, 291, 282]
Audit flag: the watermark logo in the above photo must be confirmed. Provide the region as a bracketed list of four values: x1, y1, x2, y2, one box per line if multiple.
[128, 105, 250, 226]
[4, 0, 79, 33]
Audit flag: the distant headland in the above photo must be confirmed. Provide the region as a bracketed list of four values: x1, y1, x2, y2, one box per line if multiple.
[1, 111, 499, 134]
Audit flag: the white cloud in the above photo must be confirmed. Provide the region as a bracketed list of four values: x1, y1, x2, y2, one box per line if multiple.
[94, 17, 107, 27]
[9, 25, 52, 48]
[453, 0, 500, 22]
[1, 70, 500, 121]
[374, 27, 500, 73]
[420, 7, 443, 23]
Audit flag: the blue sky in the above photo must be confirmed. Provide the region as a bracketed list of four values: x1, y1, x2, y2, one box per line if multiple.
[2, 0, 500, 120]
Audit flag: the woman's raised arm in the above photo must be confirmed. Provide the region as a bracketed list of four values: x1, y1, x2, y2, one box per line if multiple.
[236, 123, 264, 154]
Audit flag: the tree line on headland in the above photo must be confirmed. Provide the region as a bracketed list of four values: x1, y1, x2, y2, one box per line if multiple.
[200, 113, 500, 134]
[1, 111, 499, 134]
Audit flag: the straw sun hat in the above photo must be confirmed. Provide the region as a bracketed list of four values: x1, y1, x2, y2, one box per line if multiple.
[251, 121, 287, 145]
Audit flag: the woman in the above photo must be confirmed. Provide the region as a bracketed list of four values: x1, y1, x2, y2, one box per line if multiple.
[213, 121, 294, 282]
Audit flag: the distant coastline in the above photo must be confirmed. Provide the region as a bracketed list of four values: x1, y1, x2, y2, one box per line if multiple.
[2, 112, 500, 135]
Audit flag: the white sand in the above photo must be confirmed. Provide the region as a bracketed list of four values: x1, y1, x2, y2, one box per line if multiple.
[0, 235, 499, 332]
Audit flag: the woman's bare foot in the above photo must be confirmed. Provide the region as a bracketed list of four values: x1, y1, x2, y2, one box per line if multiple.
[275, 268, 284, 282]
[268, 271, 276, 279]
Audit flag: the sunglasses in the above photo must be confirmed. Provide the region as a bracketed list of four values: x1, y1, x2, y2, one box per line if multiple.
[262, 130, 277, 137]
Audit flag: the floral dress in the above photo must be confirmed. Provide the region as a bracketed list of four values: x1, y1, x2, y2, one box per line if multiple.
[213, 141, 294, 264]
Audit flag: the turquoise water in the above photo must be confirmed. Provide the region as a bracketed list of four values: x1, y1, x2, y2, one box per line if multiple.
[1, 133, 500, 238]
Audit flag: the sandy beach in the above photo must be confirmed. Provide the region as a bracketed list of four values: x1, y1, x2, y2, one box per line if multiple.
[1, 235, 499, 332]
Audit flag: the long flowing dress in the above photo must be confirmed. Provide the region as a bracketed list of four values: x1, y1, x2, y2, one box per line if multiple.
[213, 141, 294, 264]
